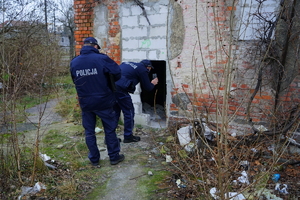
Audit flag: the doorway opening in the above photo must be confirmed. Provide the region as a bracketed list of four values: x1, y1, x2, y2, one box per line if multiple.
[140, 60, 167, 127]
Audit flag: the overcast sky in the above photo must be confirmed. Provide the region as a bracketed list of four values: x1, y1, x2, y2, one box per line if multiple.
[0, 0, 73, 24]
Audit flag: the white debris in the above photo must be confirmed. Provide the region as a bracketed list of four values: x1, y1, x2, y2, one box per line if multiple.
[210, 187, 218, 199]
[287, 136, 300, 146]
[203, 123, 216, 141]
[166, 155, 172, 163]
[227, 192, 246, 200]
[184, 142, 195, 152]
[254, 125, 268, 132]
[95, 127, 103, 133]
[148, 171, 153, 176]
[275, 183, 288, 194]
[176, 179, 182, 188]
[39, 153, 51, 162]
[18, 182, 46, 200]
[210, 187, 246, 200]
[238, 171, 250, 184]
[254, 188, 283, 200]
[177, 126, 192, 146]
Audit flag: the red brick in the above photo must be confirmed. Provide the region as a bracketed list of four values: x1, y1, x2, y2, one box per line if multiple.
[229, 106, 237, 111]
[227, 6, 236, 11]
[252, 118, 260, 122]
[240, 84, 248, 89]
[182, 84, 189, 88]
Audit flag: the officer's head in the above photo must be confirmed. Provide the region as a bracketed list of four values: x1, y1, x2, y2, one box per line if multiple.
[83, 37, 101, 49]
[140, 60, 154, 71]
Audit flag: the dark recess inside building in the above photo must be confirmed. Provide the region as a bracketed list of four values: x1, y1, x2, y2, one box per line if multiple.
[140, 60, 166, 119]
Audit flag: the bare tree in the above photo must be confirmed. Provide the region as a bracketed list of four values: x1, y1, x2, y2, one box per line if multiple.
[0, 0, 64, 192]
[54, 0, 75, 60]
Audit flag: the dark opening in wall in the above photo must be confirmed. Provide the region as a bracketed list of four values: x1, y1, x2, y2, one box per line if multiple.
[141, 60, 166, 121]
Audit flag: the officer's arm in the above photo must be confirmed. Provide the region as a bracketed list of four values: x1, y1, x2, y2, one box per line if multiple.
[139, 70, 155, 91]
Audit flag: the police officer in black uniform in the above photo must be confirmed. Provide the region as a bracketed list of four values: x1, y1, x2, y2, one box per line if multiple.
[70, 37, 124, 166]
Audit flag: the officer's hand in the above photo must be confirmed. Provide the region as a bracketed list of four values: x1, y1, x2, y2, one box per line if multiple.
[151, 78, 158, 85]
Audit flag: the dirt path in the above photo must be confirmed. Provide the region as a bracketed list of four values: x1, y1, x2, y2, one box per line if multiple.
[87, 128, 169, 200]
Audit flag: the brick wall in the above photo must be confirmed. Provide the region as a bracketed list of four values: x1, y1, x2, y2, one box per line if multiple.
[74, 0, 121, 64]
[74, 0, 95, 56]
[74, 0, 300, 133]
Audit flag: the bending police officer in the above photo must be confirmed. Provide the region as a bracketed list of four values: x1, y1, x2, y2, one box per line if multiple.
[114, 60, 158, 143]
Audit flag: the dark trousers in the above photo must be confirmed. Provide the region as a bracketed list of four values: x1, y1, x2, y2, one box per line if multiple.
[114, 91, 134, 139]
[82, 108, 120, 163]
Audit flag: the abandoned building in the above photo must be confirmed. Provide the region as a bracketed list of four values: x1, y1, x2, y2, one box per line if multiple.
[73, 0, 300, 135]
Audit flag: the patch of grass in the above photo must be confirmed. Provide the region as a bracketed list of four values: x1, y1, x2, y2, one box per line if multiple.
[42, 129, 67, 145]
[84, 178, 109, 199]
[40, 128, 88, 165]
[56, 179, 78, 199]
[0, 133, 12, 143]
[52, 74, 74, 85]
[137, 169, 172, 198]
[154, 135, 166, 143]
[76, 142, 88, 152]
[55, 96, 81, 120]
[96, 118, 103, 128]
[75, 165, 113, 199]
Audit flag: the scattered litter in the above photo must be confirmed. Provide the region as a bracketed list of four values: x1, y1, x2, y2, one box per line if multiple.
[184, 142, 195, 152]
[203, 123, 216, 141]
[239, 161, 250, 170]
[39, 153, 56, 169]
[148, 171, 153, 176]
[250, 188, 283, 200]
[166, 155, 172, 163]
[44, 162, 57, 170]
[226, 192, 246, 200]
[232, 180, 238, 186]
[272, 174, 280, 182]
[275, 183, 288, 194]
[177, 122, 216, 148]
[254, 124, 268, 132]
[176, 179, 187, 188]
[39, 153, 50, 162]
[95, 127, 102, 133]
[251, 148, 258, 153]
[177, 126, 192, 146]
[237, 171, 250, 184]
[210, 187, 218, 199]
[18, 182, 46, 200]
[210, 187, 246, 200]
[286, 136, 300, 147]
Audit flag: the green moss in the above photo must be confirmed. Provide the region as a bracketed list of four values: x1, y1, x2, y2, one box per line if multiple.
[78, 166, 112, 199]
[84, 178, 109, 199]
[137, 169, 172, 198]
